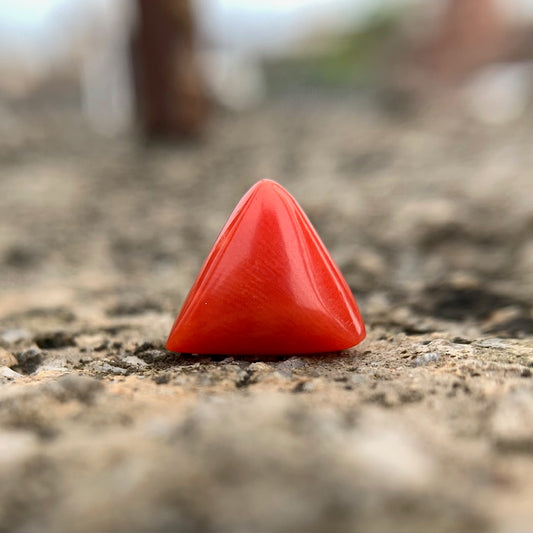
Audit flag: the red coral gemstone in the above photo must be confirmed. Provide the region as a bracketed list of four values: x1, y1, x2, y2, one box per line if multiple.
[166, 179, 365, 355]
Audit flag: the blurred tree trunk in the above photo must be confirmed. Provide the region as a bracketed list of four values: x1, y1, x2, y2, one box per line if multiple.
[131, 0, 207, 139]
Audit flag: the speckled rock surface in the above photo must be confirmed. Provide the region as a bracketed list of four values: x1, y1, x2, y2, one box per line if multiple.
[0, 96, 532, 532]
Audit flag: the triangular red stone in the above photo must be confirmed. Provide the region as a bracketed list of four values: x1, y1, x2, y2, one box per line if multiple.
[166, 179, 365, 355]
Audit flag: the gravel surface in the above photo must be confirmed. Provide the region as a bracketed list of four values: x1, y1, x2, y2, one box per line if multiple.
[0, 95, 532, 532]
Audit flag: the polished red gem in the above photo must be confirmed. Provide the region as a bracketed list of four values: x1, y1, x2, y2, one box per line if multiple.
[166, 179, 365, 355]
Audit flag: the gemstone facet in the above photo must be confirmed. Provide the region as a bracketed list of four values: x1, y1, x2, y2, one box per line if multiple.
[166, 179, 365, 355]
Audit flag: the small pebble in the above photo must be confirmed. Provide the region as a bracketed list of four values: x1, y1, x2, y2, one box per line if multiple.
[0, 347, 17, 368]
[123, 355, 148, 369]
[96, 362, 128, 375]
[248, 362, 270, 373]
[276, 357, 304, 376]
[413, 352, 440, 367]
[475, 338, 508, 350]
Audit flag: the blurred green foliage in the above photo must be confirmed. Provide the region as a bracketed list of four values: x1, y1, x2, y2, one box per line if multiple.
[265, 8, 401, 93]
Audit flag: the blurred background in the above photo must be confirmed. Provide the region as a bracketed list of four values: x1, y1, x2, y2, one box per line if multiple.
[1, 1, 533, 532]
[1, 0, 532, 321]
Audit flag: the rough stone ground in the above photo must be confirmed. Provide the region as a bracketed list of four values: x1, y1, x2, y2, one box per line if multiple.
[0, 95, 532, 532]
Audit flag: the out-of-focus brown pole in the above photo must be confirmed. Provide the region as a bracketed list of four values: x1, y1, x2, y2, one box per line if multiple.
[131, 0, 207, 139]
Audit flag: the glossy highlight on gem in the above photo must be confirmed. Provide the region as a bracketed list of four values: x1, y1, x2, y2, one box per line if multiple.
[166, 179, 365, 355]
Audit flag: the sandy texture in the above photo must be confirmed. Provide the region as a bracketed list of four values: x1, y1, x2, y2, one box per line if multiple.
[0, 96, 532, 532]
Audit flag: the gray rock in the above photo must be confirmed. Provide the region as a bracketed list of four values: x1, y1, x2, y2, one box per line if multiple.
[413, 352, 440, 367]
[88, 362, 128, 376]
[475, 338, 508, 350]
[122, 355, 148, 369]
[276, 357, 305, 377]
